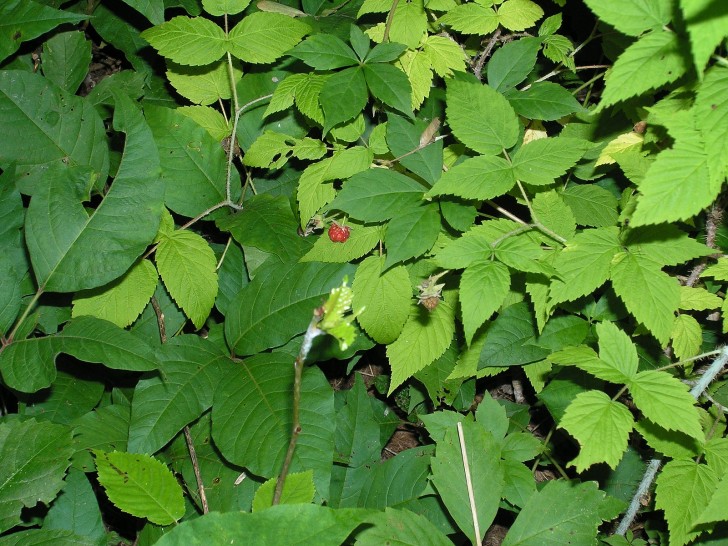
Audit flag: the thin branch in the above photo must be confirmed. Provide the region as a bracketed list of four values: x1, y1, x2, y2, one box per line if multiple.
[473, 29, 501, 81]
[515, 180, 567, 244]
[485, 200, 528, 225]
[382, 0, 400, 43]
[150, 296, 167, 343]
[3, 288, 44, 346]
[686, 202, 724, 287]
[184, 426, 209, 514]
[457, 422, 481, 545]
[273, 311, 324, 505]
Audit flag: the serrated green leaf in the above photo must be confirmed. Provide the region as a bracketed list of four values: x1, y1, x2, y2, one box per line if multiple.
[141, 16, 226, 65]
[363, 63, 413, 117]
[532, 190, 576, 240]
[630, 136, 717, 226]
[583, 0, 671, 36]
[227, 13, 309, 64]
[560, 391, 633, 472]
[597, 321, 638, 382]
[487, 37, 541, 92]
[695, 67, 728, 181]
[439, 4, 498, 35]
[156, 229, 218, 330]
[252, 471, 315, 511]
[225, 259, 355, 355]
[479, 302, 550, 368]
[387, 293, 456, 394]
[203, 0, 251, 15]
[549, 227, 620, 304]
[671, 315, 702, 360]
[502, 479, 618, 546]
[301, 224, 382, 263]
[461, 261, 510, 344]
[446, 75, 519, 155]
[497, 0, 544, 31]
[128, 336, 229, 454]
[166, 59, 241, 105]
[655, 460, 719, 546]
[290, 34, 359, 70]
[353, 256, 411, 344]
[512, 137, 588, 185]
[679, 286, 722, 311]
[41, 31, 92, 94]
[421, 35, 466, 77]
[244, 130, 295, 169]
[0, 1, 88, 63]
[600, 30, 690, 109]
[696, 473, 728, 526]
[178, 106, 230, 141]
[548, 345, 625, 384]
[44, 468, 105, 542]
[297, 146, 373, 226]
[72, 259, 158, 328]
[426, 155, 516, 200]
[212, 355, 335, 499]
[397, 49, 435, 109]
[560, 184, 619, 227]
[320, 67, 368, 133]
[366, 42, 407, 64]
[505, 81, 583, 121]
[94, 450, 184, 525]
[628, 370, 703, 440]
[265, 73, 326, 124]
[431, 421, 503, 543]
[495, 235, 555, 275]
[389, 0, 427, 48]
[634, 419, 701, 460]
[386, 115, 443, 184]
[0, 419, 74, 534]
[330, 168, 425, 222]
[681, 0, 728, 73]
[384, 204, 441, 268]
[356, 506, 452, 545]
[611, 252, 680, 346]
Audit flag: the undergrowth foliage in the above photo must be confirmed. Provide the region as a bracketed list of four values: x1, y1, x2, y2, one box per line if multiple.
[1, 0, 727, 544]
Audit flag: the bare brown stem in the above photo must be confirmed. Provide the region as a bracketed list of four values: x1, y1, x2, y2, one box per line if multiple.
[184, 426, 209, 514]
[685, 202, 724, 287]
[473, 29, 501, 81]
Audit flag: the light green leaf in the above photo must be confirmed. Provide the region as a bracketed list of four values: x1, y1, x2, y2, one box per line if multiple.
[560, 391, 633, 472]
[384, 204, 441, 268]
[166, 59, 241, 105]
[290, 34, 358, 70]
[141, 16, 226, 65]
[301, 224, 382, 263]
[439, 4, 498, 35]
[388, 0, 428, 48]
[655, 460, 719, 546]
[431, 422, 503, 543]
[330, 168, 425, 222]
[0, 69, 108, 194]
[203, 0, 251, 16]
[0, 0, 88, 63]
[446, 75, 519, 155]
[244, 131, 295, 169]
[547, 345, 624, 384]
[582, 0, 671, 36]
[596, 321, 638, 382]
[224, 259, 355, 355]
[94, 450, 184, 525]
[297, 146, 373, 226]
[212, 355, 335, 499]
[549, 227, 620, 304]
[695, 67, 728, 183]
[252, 471, 315, 511]
[495, 235, 555, 275]
[320, 67, 368, 133]
[696, 474, 728, 526]
[227, 13, 309, 64]
[671, 314, 702, 360]
[434, 220, 519, 269]
[702, 257, 728, 281]
[628, 370, 703, 441]
[560, 184, 619, 228]
[398, 49, 435, 109]
[502, 480, 619, 546]
[511, 137, 588, 185]
[153, 505, 374, 546]
[146, 104, 239, 218]
[504, 81, 583, 121]
[630, 136, 716, 226]
[461, 261, 510, 344]
[265, 73, 326, 124]
[634, 419, 701, 460]
[681, 0, 728, 73]
[156, 229, 218, 330]
[599, 30, 689, 109]
[387, 293, 456, 394]
[128, 336, 229, 454]
[497, 0, 544, 31]
[610, 252, 680, 346]
[532, 190, 576, 240]
[72, 259, 158, 328]
[178, 106, 230, 141]
[426, 155, 516, 200]
[421, 35, 466, 77]
[0, 419, 74, 534]
[353, 256, 411, 344]
[679, 286, 722, 311]
[363, 63, 413, 117]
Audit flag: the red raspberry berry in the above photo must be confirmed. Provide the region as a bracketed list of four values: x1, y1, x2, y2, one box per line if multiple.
[328, 223, 351, 243]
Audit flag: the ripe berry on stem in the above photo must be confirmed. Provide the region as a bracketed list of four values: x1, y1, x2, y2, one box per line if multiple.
[328, 222, 351, 243]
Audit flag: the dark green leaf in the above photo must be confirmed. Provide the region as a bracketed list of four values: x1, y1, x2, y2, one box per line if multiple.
[290, 34, 359, 69]
[365, 42, 407, 64]
[320, 66, 367, 133]
[363, 63, 414, 117]
[479, 302, 550, 368]
[384, 204, 441, 268]
[487, 37, 542, 92]
[505, 82, 584, 121]
[386, 114, 443, 184]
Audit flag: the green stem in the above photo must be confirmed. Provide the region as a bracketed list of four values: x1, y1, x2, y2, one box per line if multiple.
[3, 288, 44, 346]
[382, 0, 400, 43]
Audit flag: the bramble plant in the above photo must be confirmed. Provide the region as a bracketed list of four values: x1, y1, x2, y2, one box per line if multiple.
[1, 0, 727, 544]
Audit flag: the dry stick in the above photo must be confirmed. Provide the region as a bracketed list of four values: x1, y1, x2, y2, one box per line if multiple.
[615, 346, 728, 536]
[273, 312, 324, 505]
[473, 29, 502, 81]
[457, 422, 481, 544]
[686, 202, 724, 287]
[150, 297, 209, 515]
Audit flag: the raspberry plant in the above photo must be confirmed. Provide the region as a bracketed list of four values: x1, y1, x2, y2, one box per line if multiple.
[1, 0, 728, 544]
